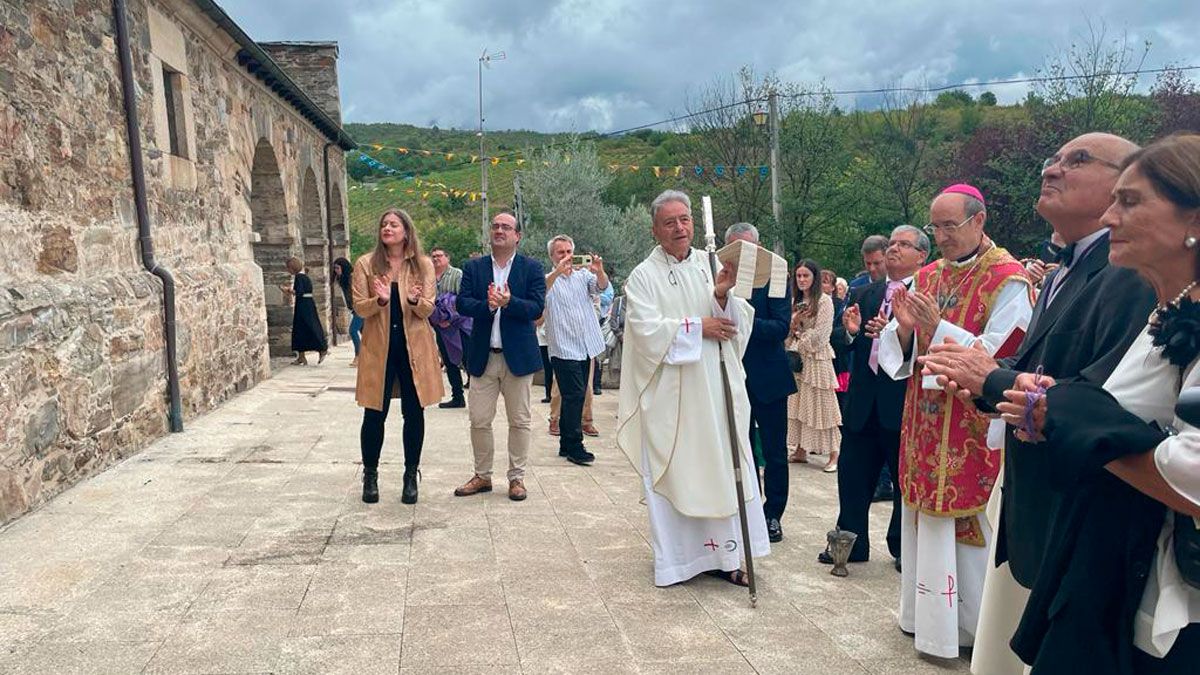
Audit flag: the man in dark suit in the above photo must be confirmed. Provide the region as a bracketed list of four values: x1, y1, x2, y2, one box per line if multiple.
[921, 133, 1155, 673]
[725, 223, 795, 543]
[453, 209, 546, 502]
[818, 226, 929, 567]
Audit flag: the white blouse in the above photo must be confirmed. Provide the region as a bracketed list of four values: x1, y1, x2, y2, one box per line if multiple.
[1101, 325, 1200, 658]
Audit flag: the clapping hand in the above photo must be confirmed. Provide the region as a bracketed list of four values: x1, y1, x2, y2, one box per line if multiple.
[487, 283, 501, 310]
[488, 283, 511, 309]
[407, 283, 423, 304]
[842, 304, 862, 335]
[371, 276, 390, 304]
[919, 337, 997, 400]
[864, 312, 888, 339]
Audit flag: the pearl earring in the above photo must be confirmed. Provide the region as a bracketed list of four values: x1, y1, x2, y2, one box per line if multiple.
[1187, 236, 1199, 249]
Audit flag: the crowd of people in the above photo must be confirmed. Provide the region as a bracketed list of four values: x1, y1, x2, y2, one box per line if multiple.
[325, 129, 1198, 674]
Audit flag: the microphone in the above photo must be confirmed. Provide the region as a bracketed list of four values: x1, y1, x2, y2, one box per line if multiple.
[1178, 387, 1200, 428]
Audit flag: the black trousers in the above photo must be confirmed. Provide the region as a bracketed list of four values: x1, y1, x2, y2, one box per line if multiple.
[749, 391, 789, 521]
[835, 402, 901, 561]
[540, 345, 554, 399]
[435, 329, 464, 401]
[360, 320, 425, 470]
[551, 357, 589, 455]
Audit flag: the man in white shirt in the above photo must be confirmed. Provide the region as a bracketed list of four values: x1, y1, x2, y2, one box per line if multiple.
[543, 235, 609, 465]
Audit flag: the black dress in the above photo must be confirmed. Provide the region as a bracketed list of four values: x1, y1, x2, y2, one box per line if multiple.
[291, 273, 328, 353]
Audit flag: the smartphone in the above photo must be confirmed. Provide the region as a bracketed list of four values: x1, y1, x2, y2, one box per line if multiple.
[571, 254, 592, 267]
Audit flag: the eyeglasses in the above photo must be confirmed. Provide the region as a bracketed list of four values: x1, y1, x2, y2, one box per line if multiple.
[1041, 149, 1122, 174]
[888, 240, 922, 251]
[923, 214, 974, 236]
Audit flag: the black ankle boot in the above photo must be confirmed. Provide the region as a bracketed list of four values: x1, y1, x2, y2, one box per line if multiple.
[401, 467, 420, 504]
[362, 468, 379, 504]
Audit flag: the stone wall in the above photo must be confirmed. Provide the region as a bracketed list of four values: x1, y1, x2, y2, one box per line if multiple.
[259, 42, 343, 125]
[0, 0, 350, 524]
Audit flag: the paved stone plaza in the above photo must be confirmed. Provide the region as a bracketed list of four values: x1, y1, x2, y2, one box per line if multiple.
[0, 346, 967, 674]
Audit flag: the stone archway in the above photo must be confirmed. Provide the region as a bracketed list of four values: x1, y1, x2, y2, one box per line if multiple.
[249, 138, 294, 357]
[299, 167, 329, 336]
[329, 182, 350, 334]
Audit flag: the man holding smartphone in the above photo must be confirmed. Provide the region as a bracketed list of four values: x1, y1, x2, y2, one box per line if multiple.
[544, 235, 608, 465]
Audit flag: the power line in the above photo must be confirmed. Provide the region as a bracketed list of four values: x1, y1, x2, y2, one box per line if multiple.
[354, 63, 1199, 177]
[781, 64, 1200, 98]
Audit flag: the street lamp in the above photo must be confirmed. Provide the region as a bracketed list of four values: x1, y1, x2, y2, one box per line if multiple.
[478, 48, 506, 245]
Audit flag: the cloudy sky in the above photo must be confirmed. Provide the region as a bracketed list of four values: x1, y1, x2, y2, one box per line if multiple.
[219, 0, 1199, 133]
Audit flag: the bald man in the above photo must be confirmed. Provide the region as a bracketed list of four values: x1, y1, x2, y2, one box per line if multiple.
[920, 133, 1155, 674]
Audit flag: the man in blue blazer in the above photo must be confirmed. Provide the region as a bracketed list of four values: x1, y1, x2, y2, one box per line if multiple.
[453, 210, 546, 502]
[725, 224, 796, 543]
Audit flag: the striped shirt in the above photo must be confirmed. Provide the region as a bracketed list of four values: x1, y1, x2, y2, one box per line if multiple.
[544, 269, 605, 361]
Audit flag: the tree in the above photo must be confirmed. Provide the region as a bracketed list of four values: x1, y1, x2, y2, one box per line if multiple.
[1151, 66, 1200, 135]
[978, 91, 998, 106]
[848, 88, 939, 227]
[1030, 20, 1156, 143]
[678, 67, 775, 226]
[771, 86, 858, 268]
[423, 220, 481, 266]
[518, 140, 654, 278]
[934, 90, 974, 108]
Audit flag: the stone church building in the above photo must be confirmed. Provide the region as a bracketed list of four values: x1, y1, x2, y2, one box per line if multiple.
[0, 0, 355, 523]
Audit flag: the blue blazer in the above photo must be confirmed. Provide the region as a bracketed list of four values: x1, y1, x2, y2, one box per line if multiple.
[742, 284, 798, 404]
[456, 253, 546, 378]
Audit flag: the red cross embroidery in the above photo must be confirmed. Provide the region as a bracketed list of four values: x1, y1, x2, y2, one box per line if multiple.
[683, 318, 694, 333]
[941, 575, 956, 608]
[703, 539, 719, 551]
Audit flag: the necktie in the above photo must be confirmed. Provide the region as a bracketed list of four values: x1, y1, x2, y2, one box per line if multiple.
[1044, 243, 1078, 305]
[868, 280, 906, 374]
[1053, 242, 1076, 266]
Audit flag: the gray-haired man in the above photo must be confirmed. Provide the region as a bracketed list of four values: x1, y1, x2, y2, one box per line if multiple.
[544, 235, 608, 465]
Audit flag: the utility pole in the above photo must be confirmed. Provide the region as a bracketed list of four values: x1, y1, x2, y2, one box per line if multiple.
[768, 89, 782, 227]
[478, 48, 505, 245]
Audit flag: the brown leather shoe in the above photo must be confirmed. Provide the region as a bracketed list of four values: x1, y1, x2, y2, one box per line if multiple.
[508, 479, 527, 501]
[582, 423, 599, 437]
[454, 475, 493, 497]
[548, 419, 560, 436]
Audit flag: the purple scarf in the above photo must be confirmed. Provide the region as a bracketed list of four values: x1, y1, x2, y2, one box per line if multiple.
[431, 292, 472, 367]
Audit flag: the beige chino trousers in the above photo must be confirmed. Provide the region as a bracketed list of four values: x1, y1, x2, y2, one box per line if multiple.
[468, 352, 533, 481]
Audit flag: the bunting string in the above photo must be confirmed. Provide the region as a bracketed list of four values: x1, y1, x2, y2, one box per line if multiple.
[357, 152, 770, 181]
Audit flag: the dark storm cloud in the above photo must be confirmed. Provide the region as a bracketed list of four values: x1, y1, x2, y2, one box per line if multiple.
[217, 0, 1200, 132]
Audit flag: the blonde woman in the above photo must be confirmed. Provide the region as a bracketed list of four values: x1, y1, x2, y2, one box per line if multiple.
[352, 209, 445, 505]
[786, 259, 843, 471]
[281, 257, 328, 365]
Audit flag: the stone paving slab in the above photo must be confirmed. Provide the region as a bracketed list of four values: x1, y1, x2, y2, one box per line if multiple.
[0, 346, 968, 674]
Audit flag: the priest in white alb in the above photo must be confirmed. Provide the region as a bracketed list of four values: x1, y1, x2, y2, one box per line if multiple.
[617, 189, 770, 588]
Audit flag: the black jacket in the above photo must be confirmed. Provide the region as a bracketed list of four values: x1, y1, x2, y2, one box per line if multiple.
[835, 280, 910, 433]
[742, 284, 798, 404]
[979, 237, 1155, 586]
[1012, 382, 1167, 674]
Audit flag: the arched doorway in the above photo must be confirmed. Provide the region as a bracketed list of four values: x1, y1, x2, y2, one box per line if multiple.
[329, 183, 349, 334]
[299, 167, 329, 338]
[249, 138, 294, 357]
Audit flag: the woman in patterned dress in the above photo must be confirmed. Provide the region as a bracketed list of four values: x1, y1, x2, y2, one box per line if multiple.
[786, 259, 843, 472]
